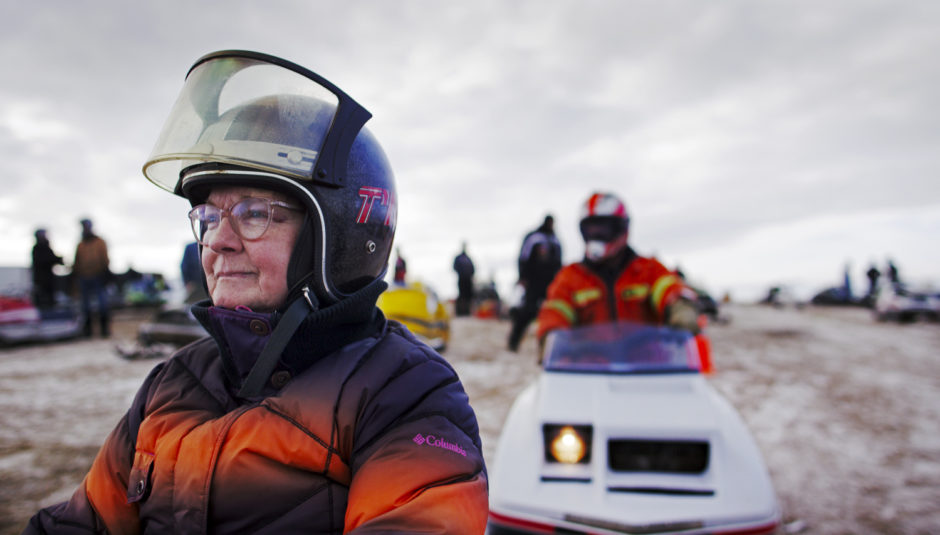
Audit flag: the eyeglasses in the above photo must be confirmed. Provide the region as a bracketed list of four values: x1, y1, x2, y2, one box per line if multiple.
[188, 197, 302, 245]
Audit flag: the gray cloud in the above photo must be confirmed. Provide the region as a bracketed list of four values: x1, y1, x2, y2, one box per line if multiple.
[1, 0, 938, 301]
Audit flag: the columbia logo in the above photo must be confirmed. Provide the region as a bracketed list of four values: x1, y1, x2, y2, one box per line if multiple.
[412, 432, 467, 457]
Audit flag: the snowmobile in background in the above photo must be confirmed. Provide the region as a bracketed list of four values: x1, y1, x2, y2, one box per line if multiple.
[685, 285, 732, 325]
[874, 283, 940, 323]
[0, 295, 83, 345]
[692, 286, 719, 319]
[115, 304, 207, 359]
[474, 280, 503, 319]
[810, 287, 860, 306]
[760, 285, 806, 309]
[488, 321, 779, 535]
[377, 281, 450, 352]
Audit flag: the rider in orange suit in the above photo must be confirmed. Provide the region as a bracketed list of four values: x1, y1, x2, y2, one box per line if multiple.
[536, 192, 705, 360]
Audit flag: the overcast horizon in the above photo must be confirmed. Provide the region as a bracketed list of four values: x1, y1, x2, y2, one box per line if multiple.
[2, 1, 938, 303]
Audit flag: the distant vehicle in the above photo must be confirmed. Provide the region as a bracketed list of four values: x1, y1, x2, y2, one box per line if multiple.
[488, 321, 780, 535]
[694, 288, 719, 319]
[685, 285, 724, 323]
[0, 295, 82, 345]
[874, 283, 940, 323]
[810, 287, 858, 307]
[377, 282, 450, 352]
[760, 285, 805, 309]
[120, 272, 170, 307]
[115, 304, 207, 359]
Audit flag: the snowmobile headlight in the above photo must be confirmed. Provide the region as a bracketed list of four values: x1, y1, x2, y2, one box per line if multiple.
[544, 424, 592, 464]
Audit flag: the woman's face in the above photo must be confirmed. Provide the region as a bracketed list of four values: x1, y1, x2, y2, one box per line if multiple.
[200, 185, 304, 311]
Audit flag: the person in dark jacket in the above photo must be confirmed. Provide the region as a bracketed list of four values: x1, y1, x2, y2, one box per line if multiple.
[865, 263, 880, 298]
[453, 242, 475, 316]
[508, 215, 562, 351]
[30, 228, 63, 309]
[180, 241, 208, 303]
[25, 50, 487, 534]
[887, 258, 901, 289]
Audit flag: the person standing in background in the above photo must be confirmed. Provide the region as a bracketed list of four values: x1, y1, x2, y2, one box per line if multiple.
[453, 242, 475, 316]
[393, 247, 407, 285]
[887, 258, 901, 289]
[180, 241, 208, 303]
[31, 228, 64, 309]
[507, 215, 562, 351]
[73, 218, 111, 337]
[865, 263, 880, 299]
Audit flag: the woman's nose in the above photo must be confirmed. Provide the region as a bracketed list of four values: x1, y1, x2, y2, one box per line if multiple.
[204, 215, 243, 252]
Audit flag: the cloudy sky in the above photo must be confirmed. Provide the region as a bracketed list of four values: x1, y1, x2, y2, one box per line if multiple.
[2, 1, 938, 302]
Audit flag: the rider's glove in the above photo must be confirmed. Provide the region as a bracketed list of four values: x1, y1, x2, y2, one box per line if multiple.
[665, 299, 701, 334]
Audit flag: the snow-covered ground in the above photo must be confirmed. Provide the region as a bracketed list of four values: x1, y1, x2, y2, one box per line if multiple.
[1, 303, 938, 534]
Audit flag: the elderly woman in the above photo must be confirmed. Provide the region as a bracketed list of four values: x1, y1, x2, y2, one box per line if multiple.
[25, 51, 488, 534]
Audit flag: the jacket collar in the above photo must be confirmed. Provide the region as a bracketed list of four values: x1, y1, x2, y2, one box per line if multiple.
[191, 279, 387, 393]
[584, 245, 637, 283]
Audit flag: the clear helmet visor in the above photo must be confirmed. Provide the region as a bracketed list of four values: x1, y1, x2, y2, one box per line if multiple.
[143, 53, 344, 193]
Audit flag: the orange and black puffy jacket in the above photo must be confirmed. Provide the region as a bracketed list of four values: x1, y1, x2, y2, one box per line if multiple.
[536, 249, 684, 341]
[25, 284, 488, 534]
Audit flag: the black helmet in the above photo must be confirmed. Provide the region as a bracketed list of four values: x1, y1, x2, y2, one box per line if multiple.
[143, 50, 396, 306]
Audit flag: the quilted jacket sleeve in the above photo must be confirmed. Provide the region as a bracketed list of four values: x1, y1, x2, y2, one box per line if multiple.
[23, 364, 164, 535]
[23, 415, 138, 534]
[342, 332, 488, 534]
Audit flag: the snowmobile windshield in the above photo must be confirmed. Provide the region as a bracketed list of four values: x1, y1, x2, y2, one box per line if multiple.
[543, 321, 702, 375]
[143, 51, 369, 193]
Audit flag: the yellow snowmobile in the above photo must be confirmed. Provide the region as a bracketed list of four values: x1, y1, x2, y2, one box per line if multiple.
[377, 282, 450, 352]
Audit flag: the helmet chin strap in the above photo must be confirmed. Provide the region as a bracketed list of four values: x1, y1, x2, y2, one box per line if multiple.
[302, 286, 319, 310]
[237, 288, 315, 398]
[284, 212, 340, 308]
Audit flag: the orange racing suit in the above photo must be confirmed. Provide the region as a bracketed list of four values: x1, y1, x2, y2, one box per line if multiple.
[536, 249, 685, 341]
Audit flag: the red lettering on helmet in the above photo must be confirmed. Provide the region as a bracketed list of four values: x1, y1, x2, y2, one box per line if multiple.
[384, 189, 397, 228]
[356, 187, 384, 223]
[357, 186, 395, 228]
